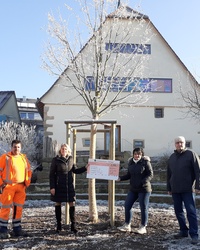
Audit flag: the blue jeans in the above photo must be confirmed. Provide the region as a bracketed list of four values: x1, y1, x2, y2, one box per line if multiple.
[172, 192, 198, 239]
[124, 191, 151, 226]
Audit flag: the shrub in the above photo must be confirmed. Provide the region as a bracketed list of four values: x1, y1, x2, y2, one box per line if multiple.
[0, 121, 42, 166]
[153, 153, 170, 170]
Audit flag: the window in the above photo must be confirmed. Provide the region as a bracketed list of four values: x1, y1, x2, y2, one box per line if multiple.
[0, 115, 8, 122]
[34, 113, 42, 120]
[82, 138, 90, 147]
[19, 112, 42, 120]
[85, 76, 172, 93]
[20, 112, 27, 119]
[186, 141, 192, 148]
[27, 113, 34, 119]
[155, 108, 164, 118]
[104, 125, 121, 152]
[105, 43, 151, 54]
[133, 140, 144, 148]
[20, 112, 34, 119]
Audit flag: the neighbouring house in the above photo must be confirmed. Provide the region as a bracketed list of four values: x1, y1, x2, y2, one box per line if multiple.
[37, 4, 200, 157]
[0, 91, 21, 123]
[17, 96, 43, 137]
[0, 91, 43, 139]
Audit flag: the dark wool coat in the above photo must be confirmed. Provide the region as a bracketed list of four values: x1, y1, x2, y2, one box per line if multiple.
[49, 155, 86, 202]
[167, 149, 200, 193]
[120, 157, 153, 193]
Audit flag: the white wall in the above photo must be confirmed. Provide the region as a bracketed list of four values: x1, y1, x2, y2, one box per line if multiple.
[41, 12, 200, 157]
[42, 103, 200, 156]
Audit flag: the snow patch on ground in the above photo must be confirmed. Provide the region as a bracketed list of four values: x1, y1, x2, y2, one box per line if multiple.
[0, 199, 200, 249]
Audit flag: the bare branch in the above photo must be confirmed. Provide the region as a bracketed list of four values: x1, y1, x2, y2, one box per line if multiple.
[179, 75, 200, 121]
[42, 1, 153, 118]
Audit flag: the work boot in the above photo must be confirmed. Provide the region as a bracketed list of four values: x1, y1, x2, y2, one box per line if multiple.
[0, 226, 10, 239]
[69, 206, 78, 234]
[13, 224, 30, 237]
[0, 232, 11, 239]
[13, 229, 29, 237]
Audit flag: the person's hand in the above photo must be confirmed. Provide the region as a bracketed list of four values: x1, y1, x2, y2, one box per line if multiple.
[168, 191, 172, 195]
[50, 188, 55, 196]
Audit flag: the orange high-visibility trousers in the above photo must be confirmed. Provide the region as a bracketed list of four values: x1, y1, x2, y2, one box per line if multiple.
[0, 183, 26, 222]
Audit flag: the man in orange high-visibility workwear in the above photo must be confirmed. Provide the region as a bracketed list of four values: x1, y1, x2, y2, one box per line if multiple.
[0, 139, 32, 239]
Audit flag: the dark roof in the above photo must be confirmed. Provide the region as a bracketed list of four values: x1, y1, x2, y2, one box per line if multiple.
[36, 98, 44, 119]
[0, 91, 16, 110]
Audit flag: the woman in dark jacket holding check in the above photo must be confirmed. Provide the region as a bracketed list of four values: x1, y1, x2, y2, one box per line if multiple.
[117, 147, 153, 234]
[49, 143, 87, 234]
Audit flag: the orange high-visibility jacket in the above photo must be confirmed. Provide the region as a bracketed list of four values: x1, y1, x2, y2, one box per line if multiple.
[0, 152, 32, 187]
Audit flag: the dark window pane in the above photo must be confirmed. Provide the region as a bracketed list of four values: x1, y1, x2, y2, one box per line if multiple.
[186, 141, 191, 148]
[20, 112, 26, 119]
[28, 113, 34, 119]
[155, 108, 164, 118]
[105, 43, 151, 54]
[85, 77, 172, 93]
[134, 140, 144, 148]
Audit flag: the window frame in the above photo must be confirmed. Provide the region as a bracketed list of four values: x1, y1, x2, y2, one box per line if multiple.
[133, 140, 145, 148]
[186, 141, 192, 148]
[104, 125, 121, 153]
[105, 43, 151, 54]
[154, 108, 164, 118]
[82, 138, 90, 147]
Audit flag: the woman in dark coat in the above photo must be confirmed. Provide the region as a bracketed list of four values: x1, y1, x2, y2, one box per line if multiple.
[49, 143, 87, 234]
[117, 147, 153, 234]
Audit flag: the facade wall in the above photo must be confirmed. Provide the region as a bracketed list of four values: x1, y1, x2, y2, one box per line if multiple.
[42, 104, 200, 157]
[40, 11, 200, 157]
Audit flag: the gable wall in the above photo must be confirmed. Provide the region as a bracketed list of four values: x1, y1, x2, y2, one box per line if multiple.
[41, 16, 200, 157]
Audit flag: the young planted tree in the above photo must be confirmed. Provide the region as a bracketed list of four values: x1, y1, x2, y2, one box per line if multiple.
[42, 0, 153, 222]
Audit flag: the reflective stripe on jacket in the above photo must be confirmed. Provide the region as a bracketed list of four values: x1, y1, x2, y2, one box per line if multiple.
[0, 152, 32, 187]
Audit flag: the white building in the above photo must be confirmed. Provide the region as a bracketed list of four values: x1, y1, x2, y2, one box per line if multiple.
[37, 5, 200, 157]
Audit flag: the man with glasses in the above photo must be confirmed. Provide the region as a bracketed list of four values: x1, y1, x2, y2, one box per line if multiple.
[0, 139, 32, 239]
[167, 136, 200, 245]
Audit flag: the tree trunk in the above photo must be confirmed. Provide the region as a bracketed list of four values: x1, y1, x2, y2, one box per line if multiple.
[88, 122, 98, 222]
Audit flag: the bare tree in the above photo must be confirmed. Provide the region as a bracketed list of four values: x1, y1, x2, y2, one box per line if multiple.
[42, 0, 153, 222]
[179, 77, 200, 121]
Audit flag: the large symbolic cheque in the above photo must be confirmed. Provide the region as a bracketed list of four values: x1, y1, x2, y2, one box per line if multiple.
[86, 159, 120, 180]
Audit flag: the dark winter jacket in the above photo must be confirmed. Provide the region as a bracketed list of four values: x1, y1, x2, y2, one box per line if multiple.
[49, 155, 86, 202]
[119, 157, 153, 193]
[167, 149, 200, 193]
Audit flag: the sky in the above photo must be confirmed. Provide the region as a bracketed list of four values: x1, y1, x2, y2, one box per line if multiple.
[0, 0, 200, 99]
